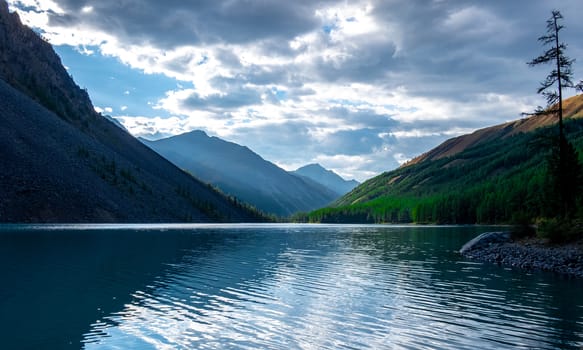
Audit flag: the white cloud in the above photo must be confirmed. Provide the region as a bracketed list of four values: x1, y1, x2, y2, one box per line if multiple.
[93, 106, 116, 116]
[393, 153, 410, 165]
[8, 0, 64, 14]
[312, 154, 382, 181]
[113, 116, 191, 140]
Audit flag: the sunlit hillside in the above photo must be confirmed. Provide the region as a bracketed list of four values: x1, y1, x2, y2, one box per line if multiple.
[303, 94, 583, 224]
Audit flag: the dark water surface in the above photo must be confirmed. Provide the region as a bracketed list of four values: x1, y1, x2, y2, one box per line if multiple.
[0, 224, 582, 349]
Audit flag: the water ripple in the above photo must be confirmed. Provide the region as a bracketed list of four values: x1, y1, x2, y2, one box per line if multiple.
[5, 225, 580, 349]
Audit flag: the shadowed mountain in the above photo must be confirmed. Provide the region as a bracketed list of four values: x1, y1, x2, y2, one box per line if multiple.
[303, 94, 583, 224]
[0, 1, 264, 223]
[292, 163, 359, 196]
[142, 131, 339, 217]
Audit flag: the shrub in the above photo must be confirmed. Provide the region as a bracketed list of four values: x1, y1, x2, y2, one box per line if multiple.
[536, 218, 583, 243]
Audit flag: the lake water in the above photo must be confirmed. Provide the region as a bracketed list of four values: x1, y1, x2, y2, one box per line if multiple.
[0, 224, 582, 349]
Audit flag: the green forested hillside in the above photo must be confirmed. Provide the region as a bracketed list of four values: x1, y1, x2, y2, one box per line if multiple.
[300, 98, 583, 224]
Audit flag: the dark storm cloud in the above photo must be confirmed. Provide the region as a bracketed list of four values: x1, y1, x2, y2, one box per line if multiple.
[45, 0, 335, 47]
[182, 88, 262, 110]
[370, 0, 583, 98]
[312, 40, 400, 83]
[325, 107, 397, 129]
[320, 128, 386, 156]
[243, 65, 290, 86]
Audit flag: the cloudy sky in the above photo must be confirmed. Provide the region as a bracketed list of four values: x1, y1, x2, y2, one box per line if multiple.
[7, 0, 583, 181]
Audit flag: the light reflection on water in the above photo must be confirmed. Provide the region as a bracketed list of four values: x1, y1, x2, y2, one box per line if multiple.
[0, 224, 582, 349]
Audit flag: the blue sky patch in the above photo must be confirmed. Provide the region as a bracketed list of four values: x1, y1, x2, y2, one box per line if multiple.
[55, 45, 176, 117]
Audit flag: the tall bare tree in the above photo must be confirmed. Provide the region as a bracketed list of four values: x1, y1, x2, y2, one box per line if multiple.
[528, 10, 576, 142]
[528, 10, 582, 217]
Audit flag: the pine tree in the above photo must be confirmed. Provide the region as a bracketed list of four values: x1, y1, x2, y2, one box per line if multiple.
[528, 11, 575, 139]
[528, 10, 582, 218]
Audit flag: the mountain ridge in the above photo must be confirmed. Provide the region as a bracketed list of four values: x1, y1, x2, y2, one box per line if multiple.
[143, 130, 339, 217]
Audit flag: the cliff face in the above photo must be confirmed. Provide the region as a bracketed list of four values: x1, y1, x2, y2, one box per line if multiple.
[0, 1, 265, 223]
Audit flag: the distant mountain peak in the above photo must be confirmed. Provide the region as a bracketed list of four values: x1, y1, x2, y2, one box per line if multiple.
[299, 163, 327, 171]
[292, 164, 359, 196]
[295, 163, 356, 181]
[185, 129, 209, 137]
[302, 163, 323, 168]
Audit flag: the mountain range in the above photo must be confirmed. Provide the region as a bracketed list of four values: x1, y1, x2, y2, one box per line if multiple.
[142, 131, 342, 217]
[0, 1, 264, 223]
[304, 94, 583, 224]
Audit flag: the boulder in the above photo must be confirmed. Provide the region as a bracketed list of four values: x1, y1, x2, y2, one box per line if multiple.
[459, 231, 511, 254]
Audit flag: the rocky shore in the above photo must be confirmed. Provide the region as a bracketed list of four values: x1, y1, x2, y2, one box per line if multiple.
[460, 232, 583, 278]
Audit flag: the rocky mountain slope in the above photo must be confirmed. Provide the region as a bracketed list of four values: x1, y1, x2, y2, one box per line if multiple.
[143, 131, 338, 217]
[406, 94, 583, 166]
[291, 163, 359, 196]
[0, 1, 264, 223]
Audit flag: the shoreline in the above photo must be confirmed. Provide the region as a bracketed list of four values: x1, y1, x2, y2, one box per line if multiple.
[461, 233, 583, 278]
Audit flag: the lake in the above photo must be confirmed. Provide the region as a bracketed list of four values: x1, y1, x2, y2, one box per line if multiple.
[0, 224, 582, 349]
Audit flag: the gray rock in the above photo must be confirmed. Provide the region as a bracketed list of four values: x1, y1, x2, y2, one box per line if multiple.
[460, 233, 583, 278]
[459, 231, 511, 254]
